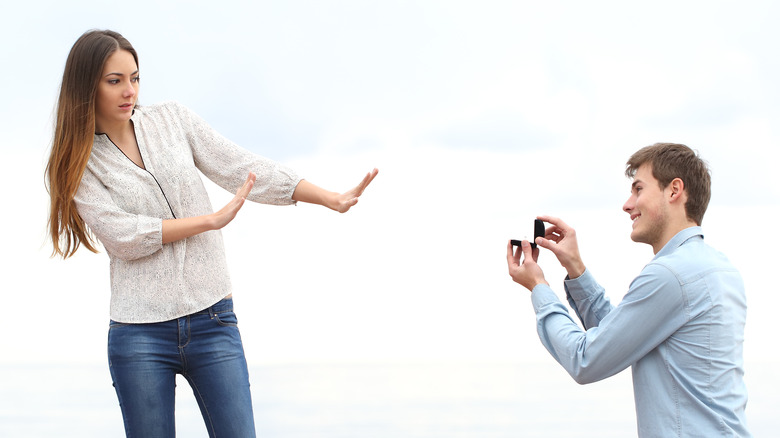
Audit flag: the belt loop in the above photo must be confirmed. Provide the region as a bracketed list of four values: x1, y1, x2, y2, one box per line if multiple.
[208, 305, 216, 319]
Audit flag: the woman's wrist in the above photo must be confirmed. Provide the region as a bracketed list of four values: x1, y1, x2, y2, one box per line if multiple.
[292, 180, 340, 210]
[325, 192, 341, 211]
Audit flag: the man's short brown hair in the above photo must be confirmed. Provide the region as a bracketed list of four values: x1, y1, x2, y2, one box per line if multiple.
[625, 143, 711, 225]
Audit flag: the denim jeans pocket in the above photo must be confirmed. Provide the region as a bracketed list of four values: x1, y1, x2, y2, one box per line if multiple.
[213, 311, 238, 327]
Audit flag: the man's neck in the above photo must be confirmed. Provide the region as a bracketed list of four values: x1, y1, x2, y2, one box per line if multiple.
[652, 219, 698, 254]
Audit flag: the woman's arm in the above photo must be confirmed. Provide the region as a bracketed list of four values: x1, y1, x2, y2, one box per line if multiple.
[161, 167, 378, 244]
[292, 168, 378, 213]
[162, 172, 256, 243]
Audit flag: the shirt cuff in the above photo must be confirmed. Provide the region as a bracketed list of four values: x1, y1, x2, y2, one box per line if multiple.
[531, 283, 561, 313]
[563, 268, 598, 301]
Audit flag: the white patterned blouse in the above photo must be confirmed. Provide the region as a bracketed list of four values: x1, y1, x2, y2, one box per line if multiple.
[74, 101, 301, 323]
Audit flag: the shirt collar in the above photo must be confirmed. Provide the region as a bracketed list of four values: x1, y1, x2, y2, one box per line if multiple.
[653, 226, 704, 260]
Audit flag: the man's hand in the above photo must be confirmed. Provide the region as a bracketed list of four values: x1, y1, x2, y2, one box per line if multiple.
[535, 215, 586, 279]
[507, 239, 548, 291]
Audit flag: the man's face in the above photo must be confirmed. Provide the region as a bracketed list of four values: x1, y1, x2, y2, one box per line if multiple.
[623, 163, 669, 250]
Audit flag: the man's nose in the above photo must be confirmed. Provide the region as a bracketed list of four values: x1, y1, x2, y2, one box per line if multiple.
[623, 196, 634, 213]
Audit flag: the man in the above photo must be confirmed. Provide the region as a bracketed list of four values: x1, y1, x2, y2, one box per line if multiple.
[507, 143, 750, 437]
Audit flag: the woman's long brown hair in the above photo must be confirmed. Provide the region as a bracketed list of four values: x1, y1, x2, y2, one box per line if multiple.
[45, 30, 138, 258]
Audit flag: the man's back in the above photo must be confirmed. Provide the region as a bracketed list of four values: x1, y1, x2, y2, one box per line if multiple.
[632, 228, 749, 437]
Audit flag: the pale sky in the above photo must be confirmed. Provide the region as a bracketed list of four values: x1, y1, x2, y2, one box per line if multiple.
[1, 0, 778, 368]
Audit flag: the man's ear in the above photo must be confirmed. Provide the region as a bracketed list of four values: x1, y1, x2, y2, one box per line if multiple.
[668, 178, 686, 203]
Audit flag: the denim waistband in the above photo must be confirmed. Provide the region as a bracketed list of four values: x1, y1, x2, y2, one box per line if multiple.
[193, 297, 233, 316]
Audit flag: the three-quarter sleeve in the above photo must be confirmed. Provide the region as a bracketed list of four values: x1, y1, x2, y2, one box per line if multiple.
[74, 166, 164, 261]
[170, 102, 302, 205]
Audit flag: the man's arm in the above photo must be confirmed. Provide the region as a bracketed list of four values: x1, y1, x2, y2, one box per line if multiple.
[506, 216, 689, 384]
[532, 264, 688, 384]
[564, 269, 615, 330]
[532, 215, 616, 328]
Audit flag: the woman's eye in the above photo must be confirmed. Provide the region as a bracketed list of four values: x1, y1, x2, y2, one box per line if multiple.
[108, 79, 119, 85]
[131, 76, 140, 83]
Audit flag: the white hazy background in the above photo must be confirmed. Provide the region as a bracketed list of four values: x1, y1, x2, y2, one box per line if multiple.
[1, 0, 778, 436]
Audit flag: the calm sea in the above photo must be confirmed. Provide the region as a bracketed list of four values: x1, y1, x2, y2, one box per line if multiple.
[1, 361, 775, 437]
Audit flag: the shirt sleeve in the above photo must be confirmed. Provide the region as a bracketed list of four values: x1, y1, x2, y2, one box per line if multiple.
[172, 102, 302, 205]
[563, 269, 615, 330]
[530, 264, 688, 384]
[74, 167, 164, 261]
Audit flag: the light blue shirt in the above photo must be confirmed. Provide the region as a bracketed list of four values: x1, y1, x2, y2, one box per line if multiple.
[531, 227, 751, 437]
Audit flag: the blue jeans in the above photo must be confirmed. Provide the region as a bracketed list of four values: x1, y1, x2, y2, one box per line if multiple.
[107, 298, 255, 438]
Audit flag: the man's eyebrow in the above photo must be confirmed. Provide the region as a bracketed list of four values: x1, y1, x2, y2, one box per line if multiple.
[631, 180, 643, 188]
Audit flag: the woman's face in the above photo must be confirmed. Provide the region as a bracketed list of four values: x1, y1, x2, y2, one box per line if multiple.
[94, 49, 139, 132]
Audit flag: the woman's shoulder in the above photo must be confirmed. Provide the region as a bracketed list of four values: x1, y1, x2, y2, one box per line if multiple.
[134, 100, 189, 117]
[133, 101, 197, 128]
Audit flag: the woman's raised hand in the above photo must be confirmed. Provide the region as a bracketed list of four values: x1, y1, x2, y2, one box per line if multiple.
[162, 173, 256, 244]
[211, 172, 256, 229]
[291, 168, 379, 213]
[332, 168, 379, 213]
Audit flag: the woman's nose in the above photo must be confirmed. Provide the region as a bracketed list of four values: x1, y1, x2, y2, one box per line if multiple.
[124, 83, 136, 97]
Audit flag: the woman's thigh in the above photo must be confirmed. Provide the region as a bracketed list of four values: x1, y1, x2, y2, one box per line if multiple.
[108, 320, 181, 438]
[183, 302, 256, 438]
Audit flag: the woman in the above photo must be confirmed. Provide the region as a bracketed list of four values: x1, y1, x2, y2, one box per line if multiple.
[45, 29, 377, 437]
